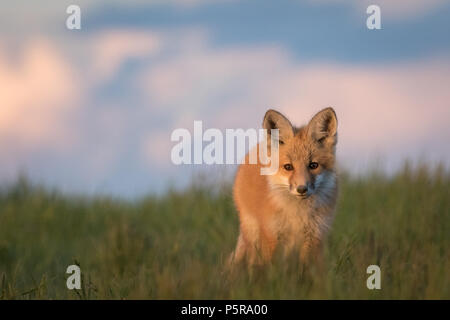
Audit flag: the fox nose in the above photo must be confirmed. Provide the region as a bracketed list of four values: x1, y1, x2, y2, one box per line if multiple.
[296, 185, 308, 195]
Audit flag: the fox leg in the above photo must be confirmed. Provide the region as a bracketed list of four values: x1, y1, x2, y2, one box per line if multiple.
[227, 228, 259, 268]
[229, 228, 274, 267]
[300, 236, 324, 268]
[259, 226, 277, 264]
[282, 235, 297, 259]
[227, 232, 246, 267]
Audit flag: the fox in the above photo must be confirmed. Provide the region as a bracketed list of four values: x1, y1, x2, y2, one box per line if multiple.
[229, 107, 338, 268]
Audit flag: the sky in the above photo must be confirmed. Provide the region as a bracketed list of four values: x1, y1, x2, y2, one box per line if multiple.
[0, 0, 449, 197]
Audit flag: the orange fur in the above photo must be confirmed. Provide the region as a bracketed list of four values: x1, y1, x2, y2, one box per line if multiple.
[229, 108, 338, 268]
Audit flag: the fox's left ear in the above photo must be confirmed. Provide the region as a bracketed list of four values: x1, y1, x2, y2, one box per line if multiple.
[263, 109, 294, 144]
[308, 107, 338, 148]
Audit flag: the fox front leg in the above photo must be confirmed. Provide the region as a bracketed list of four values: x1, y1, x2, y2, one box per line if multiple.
[299, 236, 324, 270]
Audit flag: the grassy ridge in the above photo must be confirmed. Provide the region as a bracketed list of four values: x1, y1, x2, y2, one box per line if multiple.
[0, 164, 449, 299]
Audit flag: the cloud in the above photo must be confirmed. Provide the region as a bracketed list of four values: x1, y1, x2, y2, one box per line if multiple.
[138, 32, 450, 172]
[1, 27, 448, 195]
[81, 0, 234, 9]
[90, 29, 162, 83]
[0, 39, 79, 151]
[142, 130, 174, 167]
[0, 0, 234, 33]
[0, 30, 162, 183]
[0, 38, 83, 183]
[272, 60, 450, 170]
[137, 28, 291, 124]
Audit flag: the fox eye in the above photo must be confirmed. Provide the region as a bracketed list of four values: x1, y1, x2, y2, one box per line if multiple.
[309, 162, 319, 170]
[283, 164, 294, 171]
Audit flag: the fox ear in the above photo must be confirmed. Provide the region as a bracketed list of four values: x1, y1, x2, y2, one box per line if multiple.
[308, 107, 337, 147]
[263, 109, 294, 144]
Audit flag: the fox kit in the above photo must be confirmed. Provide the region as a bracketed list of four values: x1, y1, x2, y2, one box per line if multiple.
[230, 108, 338, 268]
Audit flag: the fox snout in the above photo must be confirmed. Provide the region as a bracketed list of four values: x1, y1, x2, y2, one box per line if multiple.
[295, 183, 314, 197]
[290, 181, 314, 197]
[296, 185, 308, 195]
[288, 168, 315, 197]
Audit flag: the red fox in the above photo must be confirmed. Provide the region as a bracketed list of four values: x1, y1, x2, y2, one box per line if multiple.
[229, 108, 338, 267]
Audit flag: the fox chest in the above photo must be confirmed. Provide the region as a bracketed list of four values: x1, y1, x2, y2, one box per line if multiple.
[273, 207, 325, 246]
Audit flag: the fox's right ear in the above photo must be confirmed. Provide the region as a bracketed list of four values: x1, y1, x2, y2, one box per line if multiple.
[307, 107, 338, 148]
[263, 109, 294, 144]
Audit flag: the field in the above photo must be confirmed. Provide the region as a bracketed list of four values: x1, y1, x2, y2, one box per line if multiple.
[0, 163, 449, 299]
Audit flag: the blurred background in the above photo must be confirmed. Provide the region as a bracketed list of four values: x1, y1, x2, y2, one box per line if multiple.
[0, 0, 449, 300]
[1, 0, 449, 197]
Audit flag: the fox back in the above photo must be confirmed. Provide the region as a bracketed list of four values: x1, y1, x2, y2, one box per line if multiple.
[230, 108, 338, 267]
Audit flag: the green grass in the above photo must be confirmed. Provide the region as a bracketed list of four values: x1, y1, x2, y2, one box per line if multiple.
[0, 163, 449, 299]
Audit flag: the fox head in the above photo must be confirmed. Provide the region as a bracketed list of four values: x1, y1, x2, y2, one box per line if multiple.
[263, 108, 338, 202]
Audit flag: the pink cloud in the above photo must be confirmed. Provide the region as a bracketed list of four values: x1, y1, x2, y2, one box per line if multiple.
[90, 29, 161, 83]
[142, 130, 174, 167]
[0, 31, 161, 181]
[275, 61, 450, 148]
[1, 30, 448, 183]
[139, 37, 290, 122]
[138, 33, 450, 170]
[0, 39, 79, 151]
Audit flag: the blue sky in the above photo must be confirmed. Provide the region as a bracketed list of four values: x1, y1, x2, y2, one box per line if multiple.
[84, 0, 450, 63]
[1, 0, 449, 197]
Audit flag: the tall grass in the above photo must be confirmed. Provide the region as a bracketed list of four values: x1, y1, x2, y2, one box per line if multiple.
[0, 163, 448, 299]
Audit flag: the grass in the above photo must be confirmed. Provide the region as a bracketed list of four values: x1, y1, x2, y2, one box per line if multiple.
[0, 163, 449, 299]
